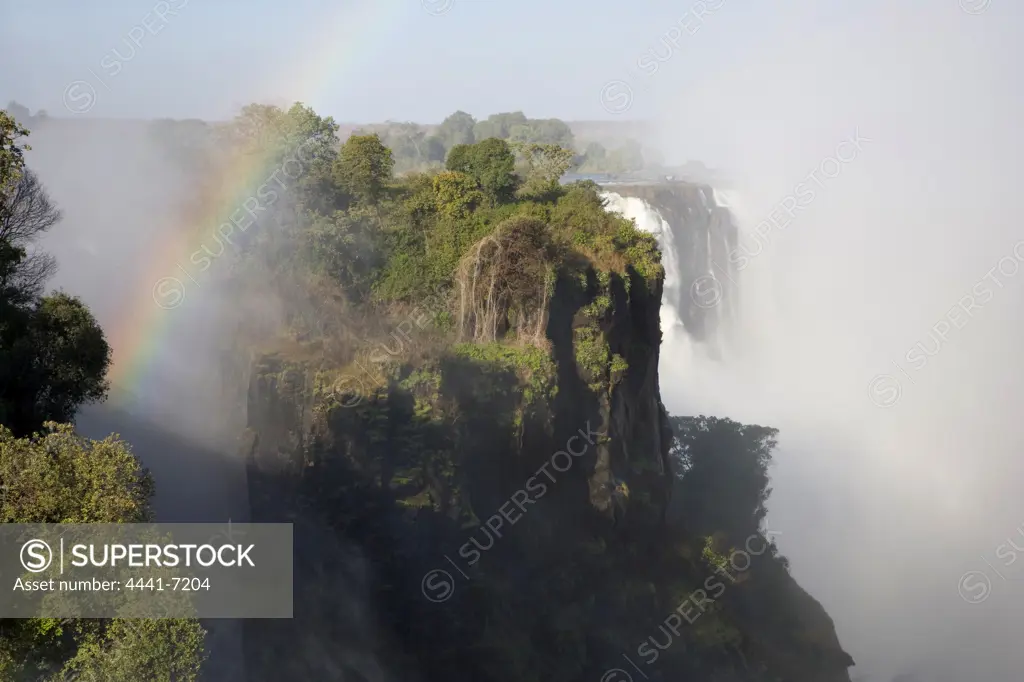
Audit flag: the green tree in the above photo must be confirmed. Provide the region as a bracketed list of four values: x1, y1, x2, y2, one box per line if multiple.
[49, 618, 206, 682]
[216, 102, 340, 206]
[472, 111, 528, 141]
[445, 138, 517, 202]
[0, 112, 109, 437]
[0, 422, 153, 523]
[433, 170, 485, 218]
[668, 415, 777, 543]
[334, 133, 395, 204]
[511, 142, 577, 197]
[444, 143, 472, 174]
[0, 424, 205, 679]
[507, 118, 574, 148]
[0, 292, 111, 437]
[215, 103, 289, 155]
[302, 205, 383, 302]
[0, 110, 30, 197]
[374, 122, 446, 173]
[575, 139, 647, 174]
[0, 107, 205, 681]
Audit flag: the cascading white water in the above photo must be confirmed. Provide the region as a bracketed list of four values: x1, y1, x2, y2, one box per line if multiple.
[600, 192, 684, 333]
[600, 189, 738, 382]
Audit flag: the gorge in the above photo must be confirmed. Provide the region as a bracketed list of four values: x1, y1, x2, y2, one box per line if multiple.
[14, 107, 1011, 682]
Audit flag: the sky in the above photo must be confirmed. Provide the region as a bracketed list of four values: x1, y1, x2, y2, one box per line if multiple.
[0, 0, 941, 125]
[5, 1, 1024, 680]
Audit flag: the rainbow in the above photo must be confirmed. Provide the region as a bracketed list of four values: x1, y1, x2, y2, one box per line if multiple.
[104, 0, 410, 408]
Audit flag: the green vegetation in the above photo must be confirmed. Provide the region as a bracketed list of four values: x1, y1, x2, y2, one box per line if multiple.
[334, 133, 395, 204]
[215, 101, 849, 682]
[451, 341, 558, 409]
[0, 102, 852, 682]
[0, 109, 206, 680]
[1, 111, 111, 437]
[445, 137, 518, 202]
[0, 423, 154, 524]
[669, 415, 777, 543]
[0, 425, 205, 680]
[343, 110, 652, 177]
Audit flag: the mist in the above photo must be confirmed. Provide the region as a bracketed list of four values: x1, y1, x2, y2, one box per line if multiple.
[647, 3, 1024, 680]
[22, 119, 408, 681]
[20, 118, 253, 680]
[5, 0, 1024, 680]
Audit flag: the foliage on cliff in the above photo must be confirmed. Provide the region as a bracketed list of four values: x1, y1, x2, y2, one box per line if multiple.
[209, 102, 853, 682]
[0, 100, 855, 681]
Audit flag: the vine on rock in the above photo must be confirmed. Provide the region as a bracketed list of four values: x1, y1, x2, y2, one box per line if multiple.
[456, 216, 560, 347]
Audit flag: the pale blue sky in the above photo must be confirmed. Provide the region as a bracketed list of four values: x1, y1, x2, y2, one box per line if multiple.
[0, 0, 924, 123]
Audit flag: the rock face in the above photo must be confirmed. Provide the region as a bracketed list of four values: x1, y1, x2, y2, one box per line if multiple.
[237, 182, 853, 682]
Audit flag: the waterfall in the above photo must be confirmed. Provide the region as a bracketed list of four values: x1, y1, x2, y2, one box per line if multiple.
[600, 187, 739, 366]
[599, 193, 684, 334]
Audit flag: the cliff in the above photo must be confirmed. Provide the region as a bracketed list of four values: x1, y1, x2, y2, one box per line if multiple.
[229, 171, 853, 680]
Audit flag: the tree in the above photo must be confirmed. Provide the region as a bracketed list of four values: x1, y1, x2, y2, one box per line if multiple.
[507, 118, 575, 148]
[472, 137, 518, 200]
[0, 422, 153, 523]
[0, 292, 111, 436]
[216, 103, 289, 154]
[49, 618, 206, 682]
[0, 424, 206, 679]
[511, 142, 577, 196]
[433, 170, 485, 218]
[437, 110, 476, 148]
[0, 110, 30, 197]
[444, 138, 517, 202]
[0, 241, 38, 310]
[668, 415, 777, 543]
[375, 122, 443, 173]
[0, 111, 109, 436]
[445, 143, 472, 174]
[302, 205, 383, 302]
[215, 102, 339, 180]
[334, 133, 395, 204]
[0, 107, 205, 681]
[0, 168, 60, 298]
[472, 111, 528, 141]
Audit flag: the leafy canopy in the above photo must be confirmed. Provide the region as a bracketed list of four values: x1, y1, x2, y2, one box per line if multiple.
[0, 424, 205, 680]
[335, 133, 395, 204]
[445, 137, 518, 202]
